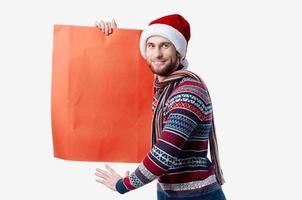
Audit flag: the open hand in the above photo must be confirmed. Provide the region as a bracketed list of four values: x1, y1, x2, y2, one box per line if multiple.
[95, 164, 129, 191]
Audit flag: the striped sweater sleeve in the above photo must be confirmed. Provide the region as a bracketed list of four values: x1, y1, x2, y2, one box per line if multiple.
[115, 79, 212, 194]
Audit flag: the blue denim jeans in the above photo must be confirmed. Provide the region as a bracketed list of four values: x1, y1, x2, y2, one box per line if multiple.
[157, 188, 226, 200]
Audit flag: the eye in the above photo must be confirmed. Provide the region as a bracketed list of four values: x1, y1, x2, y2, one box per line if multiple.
[163, 43, 170, 48]
[146, 43, 154, 49]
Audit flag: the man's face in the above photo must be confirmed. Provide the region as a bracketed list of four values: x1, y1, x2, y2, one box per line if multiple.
[145, 36, 180, 77]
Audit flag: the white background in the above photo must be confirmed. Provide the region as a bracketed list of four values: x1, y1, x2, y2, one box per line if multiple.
[0, 0, 301, 199]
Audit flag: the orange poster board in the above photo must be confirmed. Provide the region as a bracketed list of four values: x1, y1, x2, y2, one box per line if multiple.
[51, 25, 153, 162]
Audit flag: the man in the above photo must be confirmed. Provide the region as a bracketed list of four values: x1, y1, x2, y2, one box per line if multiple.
[95, 14, 226, 199]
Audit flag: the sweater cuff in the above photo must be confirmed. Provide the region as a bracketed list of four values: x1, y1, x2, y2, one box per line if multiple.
[115, 178, 129, 194]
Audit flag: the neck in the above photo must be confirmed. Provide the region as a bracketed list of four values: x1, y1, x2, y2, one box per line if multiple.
[156, 63, 184, 82]
[157, 75, 166, 82]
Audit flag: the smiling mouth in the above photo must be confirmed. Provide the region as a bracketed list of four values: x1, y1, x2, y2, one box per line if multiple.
[152, 61, 166, 66]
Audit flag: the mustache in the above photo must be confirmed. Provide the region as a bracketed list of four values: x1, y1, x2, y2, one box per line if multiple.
[151, 60, 166, 62]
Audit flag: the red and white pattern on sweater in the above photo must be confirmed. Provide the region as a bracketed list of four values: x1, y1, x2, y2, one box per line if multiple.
[121, 77, 219, 195]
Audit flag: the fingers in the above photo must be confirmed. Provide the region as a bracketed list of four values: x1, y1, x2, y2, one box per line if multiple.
[95, 168, 111, 179]
[125, 170, 130, 176]
[95, 20, 105, 33]
[94, 21, 99, 28]
[112, 19, 117, 28]
[105, 22, 110, 35]
[95, 20, 105, 32]
[107, 22, 111, 34]
[95, 166, 120, 191]
[105, 164, 118, 175]
[96, 178, 105, 184]
[95, 165, 119, 180]
[95, 168, 108, 186]
[95, 19, 117, 35]
[108, 22, 113, 34]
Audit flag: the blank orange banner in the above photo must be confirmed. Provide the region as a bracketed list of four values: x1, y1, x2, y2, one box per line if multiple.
[51, 25, 153, 162]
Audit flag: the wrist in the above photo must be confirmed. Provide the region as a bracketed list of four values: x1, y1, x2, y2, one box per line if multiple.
[115, 178, 129, 194]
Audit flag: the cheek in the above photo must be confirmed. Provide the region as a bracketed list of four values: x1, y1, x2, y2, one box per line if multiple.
[165, 49, 177, 60]
[170, 53, 178, 63]
[145, 50, 152, 60]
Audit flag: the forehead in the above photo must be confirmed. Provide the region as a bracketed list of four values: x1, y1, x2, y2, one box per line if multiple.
[146, 36, 172, 44]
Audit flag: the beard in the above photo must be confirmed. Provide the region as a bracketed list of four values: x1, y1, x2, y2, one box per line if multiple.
[147, 58, 179, 77]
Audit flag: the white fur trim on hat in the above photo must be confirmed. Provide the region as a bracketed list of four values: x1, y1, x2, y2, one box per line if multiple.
[139, 24, 188, 61]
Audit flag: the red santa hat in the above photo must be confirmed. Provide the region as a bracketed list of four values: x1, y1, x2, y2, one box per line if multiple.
[139, 14, 191, 67]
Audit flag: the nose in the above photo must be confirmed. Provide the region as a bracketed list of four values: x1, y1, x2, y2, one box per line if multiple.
[154, 47, 163, 58]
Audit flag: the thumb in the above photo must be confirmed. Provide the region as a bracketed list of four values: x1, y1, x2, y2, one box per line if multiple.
[125, 171, 130, 176]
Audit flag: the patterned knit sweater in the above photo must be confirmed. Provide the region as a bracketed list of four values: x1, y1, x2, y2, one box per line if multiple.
[116, 76, 221, 198]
